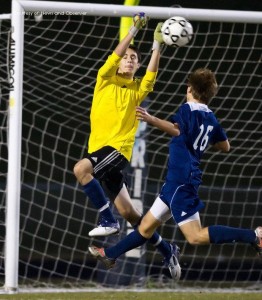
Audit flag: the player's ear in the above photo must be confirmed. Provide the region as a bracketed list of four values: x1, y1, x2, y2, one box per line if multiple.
[136, 63, 141, 70]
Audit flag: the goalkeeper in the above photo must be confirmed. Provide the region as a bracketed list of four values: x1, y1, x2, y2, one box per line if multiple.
[74, 14, 181, 279]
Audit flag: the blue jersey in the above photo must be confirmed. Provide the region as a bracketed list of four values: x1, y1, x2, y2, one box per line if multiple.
[159, 101, 228, 223]
[167, 102, 227, 185]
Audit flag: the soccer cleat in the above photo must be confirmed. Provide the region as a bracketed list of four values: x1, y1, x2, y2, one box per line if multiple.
[88, 219, 120, 237]
[252, 226, 262, 257]
[164, 243, 181, 281]
[88, 245, 116, 269]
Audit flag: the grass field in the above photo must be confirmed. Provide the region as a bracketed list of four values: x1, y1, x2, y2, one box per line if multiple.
[0, 292, 261, 300]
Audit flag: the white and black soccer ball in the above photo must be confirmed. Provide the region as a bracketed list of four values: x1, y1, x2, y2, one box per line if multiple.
[161, 16, 193, 47]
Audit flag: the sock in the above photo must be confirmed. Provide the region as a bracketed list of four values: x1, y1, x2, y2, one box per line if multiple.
[83, 178, 116, 223]
[149, 233, 172, 260]
[132, 217, 172, 259]
[105, 229, 147, 259]
[208, 225, 256, 244]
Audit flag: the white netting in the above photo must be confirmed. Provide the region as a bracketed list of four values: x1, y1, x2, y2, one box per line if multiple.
[2, 7, 262, 289]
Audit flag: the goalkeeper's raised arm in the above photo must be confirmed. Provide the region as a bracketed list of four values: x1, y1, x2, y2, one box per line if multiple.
[114, 12, 148, 58]
[114, 14, 163, 74]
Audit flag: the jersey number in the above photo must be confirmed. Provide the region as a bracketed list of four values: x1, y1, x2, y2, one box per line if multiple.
[193, 124, 214, 151]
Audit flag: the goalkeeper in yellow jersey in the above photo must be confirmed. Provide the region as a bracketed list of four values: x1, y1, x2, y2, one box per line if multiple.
[74, 14, 181, 279]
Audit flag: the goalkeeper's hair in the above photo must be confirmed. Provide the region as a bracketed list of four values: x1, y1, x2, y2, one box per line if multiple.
[188, 68, 218, 104]
[129, 44, 141, 63]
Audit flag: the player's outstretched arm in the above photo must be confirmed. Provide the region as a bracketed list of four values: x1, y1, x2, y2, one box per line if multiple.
[152, 22, 164, 51]
[147, 22, 164, 72]
[114, 12, 148, 58]
[136, 106, 180, 136]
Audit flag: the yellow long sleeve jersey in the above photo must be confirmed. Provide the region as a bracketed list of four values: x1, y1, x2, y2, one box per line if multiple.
[88, 52, 157, 161]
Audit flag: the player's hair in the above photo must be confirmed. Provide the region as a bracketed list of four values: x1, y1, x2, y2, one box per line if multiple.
[188, 68, 218, 104]
[128, 44, 142, 63]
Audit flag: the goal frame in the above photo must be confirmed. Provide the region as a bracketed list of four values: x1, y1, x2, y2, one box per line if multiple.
[6, 0, 262, 292]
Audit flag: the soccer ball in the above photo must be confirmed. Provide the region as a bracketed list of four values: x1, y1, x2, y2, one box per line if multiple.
[161, 16, 193, 47]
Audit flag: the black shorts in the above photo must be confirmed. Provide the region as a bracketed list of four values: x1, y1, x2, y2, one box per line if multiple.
[86, 146, 129, 201]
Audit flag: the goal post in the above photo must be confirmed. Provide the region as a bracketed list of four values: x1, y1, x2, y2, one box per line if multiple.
[4, 0, 25, 292]
[4, 0, 262, 292]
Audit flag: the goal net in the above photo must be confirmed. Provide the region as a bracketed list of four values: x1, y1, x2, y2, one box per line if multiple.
[2, 1, 262, 291]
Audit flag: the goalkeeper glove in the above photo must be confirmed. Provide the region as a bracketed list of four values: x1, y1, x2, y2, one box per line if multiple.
[152, 22, 164, 51]
[129, 12, 148, 37]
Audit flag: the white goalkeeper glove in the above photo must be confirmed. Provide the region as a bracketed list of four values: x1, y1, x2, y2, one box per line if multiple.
[129, 12, 149, 37]
[152, 22, 164, 51]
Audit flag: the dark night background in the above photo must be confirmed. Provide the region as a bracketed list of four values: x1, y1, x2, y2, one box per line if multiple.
[0, 0, 261, 288]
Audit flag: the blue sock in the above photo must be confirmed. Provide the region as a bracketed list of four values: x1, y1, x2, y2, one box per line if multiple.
[105, 229, 147, 259]
[149, 232, 172, 260]
[83, 178, 116, 223]
[132, 217, 172, 259]
[208, 225, 256, 244]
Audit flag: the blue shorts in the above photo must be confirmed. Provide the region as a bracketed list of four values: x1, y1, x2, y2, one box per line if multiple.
[159, 182, 205, 224]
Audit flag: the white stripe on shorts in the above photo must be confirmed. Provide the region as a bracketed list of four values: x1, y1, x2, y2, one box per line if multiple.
[94, 150, 120, 173]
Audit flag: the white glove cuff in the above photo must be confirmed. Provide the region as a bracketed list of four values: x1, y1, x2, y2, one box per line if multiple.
[152, 40, 162, 51]
[129, 26, 139, 37]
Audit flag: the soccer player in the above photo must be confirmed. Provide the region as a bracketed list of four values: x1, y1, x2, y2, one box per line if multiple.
[88, 68, 262, 270]
[73, 14, 181, 279]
